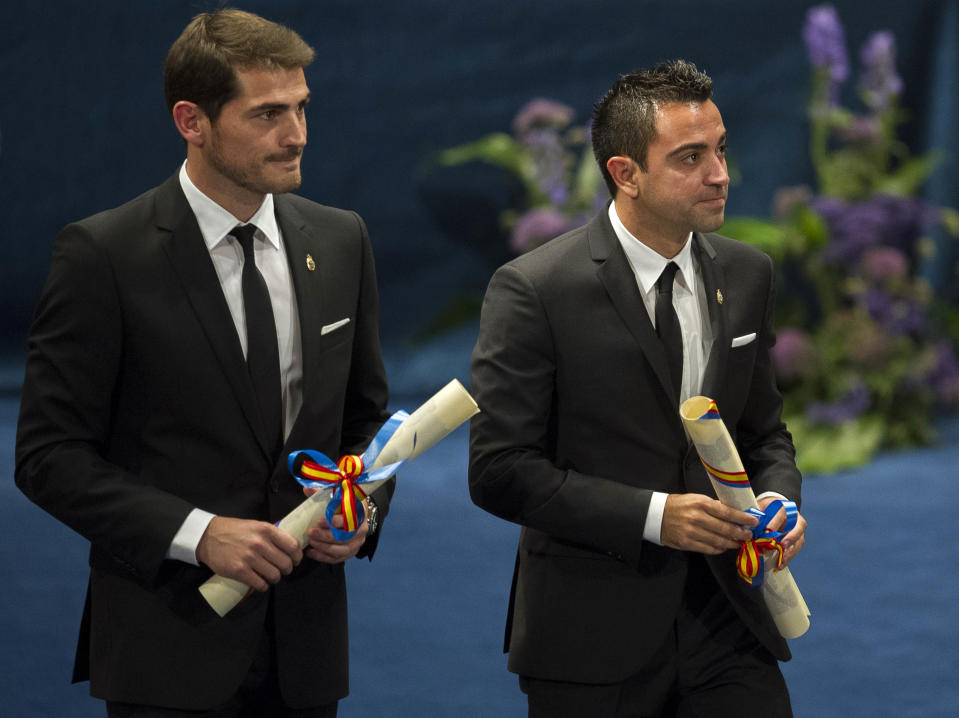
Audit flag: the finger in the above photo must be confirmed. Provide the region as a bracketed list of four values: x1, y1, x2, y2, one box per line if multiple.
[269, 526, 304, 560]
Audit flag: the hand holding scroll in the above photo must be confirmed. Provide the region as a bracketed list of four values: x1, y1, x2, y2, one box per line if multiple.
[196, 516, 303, 592]
[756, 495, 807, 569]
[199, 379, 479, 617]
[302, 500, 370, 564]
[661, 493, 758, 555]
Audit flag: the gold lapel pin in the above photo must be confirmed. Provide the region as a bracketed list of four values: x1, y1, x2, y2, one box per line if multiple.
[716, 289, 724, 305]
[306, 254, 316, 272]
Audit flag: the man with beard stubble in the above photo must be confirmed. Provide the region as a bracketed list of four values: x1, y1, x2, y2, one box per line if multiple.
[469, 60, 807, 717]
[16, 9, 392, 716]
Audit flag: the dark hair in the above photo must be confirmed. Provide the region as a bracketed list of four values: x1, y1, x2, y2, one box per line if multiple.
[163, 9, 314, 122]
[591, 60, 713, 196]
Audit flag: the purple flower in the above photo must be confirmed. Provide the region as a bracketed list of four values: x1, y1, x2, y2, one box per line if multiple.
[805, 380, 871, 424]
[510, 208, 571, 253]
[860, 31, 903, 110]
[812, 196, 884, 263]
[522, 128, 569, 206]
[860, 246, 908, 281]
[928, 342, 959, 405]
[512, 98, 575, 137]
[771, 328, 815, 378]
[813, 194, 934, 264]
[860, 288, 925, 335]
[772, 185, 814, 220]
[803, 5, 849, 104]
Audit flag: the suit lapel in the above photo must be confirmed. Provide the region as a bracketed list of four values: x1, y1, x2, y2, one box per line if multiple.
[588, 212, 679, 406]
[694, 233, 730, 406]
[155, 173, 273, 461]
[275, 197, 324, 433]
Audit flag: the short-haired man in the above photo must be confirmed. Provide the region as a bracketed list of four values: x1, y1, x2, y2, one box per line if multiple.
[469, 60, 807, 717]
[16, 9, 391, 716]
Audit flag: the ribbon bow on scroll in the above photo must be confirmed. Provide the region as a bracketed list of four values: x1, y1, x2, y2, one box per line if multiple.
[287, 410, 409, 541]
[737, 499, 798, 588]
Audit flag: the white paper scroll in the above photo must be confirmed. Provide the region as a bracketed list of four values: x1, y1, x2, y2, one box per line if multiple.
[199, 379, 480, 617]
[680, 396, 810, 639]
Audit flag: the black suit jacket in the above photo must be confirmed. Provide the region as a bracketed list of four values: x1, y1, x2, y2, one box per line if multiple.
[468, 209, 801, 684]
[15, 172, 392, 709]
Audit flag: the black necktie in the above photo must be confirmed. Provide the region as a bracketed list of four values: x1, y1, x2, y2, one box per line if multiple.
[233, 224, 283, 458]
[655, 262, 683, 401]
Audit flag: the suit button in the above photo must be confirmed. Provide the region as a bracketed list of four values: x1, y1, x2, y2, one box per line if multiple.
[270, 479, 279, 493]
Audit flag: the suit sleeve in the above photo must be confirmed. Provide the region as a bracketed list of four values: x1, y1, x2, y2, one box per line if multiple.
[736, 253, 802, 506]
[15, 224, 195, 585]
[340, 212, 394, 558]
[469, 264, 650, 566]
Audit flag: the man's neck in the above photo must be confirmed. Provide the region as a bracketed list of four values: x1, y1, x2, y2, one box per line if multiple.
[612, 200, 689, 259]
[183, 155, 265, 223]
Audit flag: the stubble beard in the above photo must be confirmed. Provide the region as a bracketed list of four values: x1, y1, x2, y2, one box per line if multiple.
[208, 134, 303, 198]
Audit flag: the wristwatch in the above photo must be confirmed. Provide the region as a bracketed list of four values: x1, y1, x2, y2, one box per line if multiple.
[365, 497, 379, 537]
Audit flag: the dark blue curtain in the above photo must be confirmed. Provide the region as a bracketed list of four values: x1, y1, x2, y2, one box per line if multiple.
[1, 0, 956, 367]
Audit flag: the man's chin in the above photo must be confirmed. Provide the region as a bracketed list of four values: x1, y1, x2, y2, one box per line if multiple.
[696, 213, 725, 234]
[263, 171, 302, 196]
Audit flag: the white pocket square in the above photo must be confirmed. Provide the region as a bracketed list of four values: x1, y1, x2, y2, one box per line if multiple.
[731, 332, 757, 348]
[321, 318, 351, 335]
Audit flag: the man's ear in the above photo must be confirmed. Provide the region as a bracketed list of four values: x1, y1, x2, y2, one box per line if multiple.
[171, 101, 207, 147]
[605, 156, 641, 199]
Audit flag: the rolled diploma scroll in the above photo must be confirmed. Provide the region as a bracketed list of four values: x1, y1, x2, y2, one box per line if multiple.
[199, 379, 480, 617]
[679, 396, 810, 639]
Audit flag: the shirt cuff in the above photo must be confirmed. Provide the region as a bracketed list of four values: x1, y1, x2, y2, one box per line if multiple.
[166, 508, 216, 566]
[755, 491, 788, 503]
[643, 491, 668, 545]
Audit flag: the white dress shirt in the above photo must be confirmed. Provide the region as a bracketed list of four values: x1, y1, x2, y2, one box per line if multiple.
[167, 161, 304, 565]
[608, 202, 714, 545]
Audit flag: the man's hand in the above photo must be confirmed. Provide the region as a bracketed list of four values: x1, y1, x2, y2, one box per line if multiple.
[661, 493, 757, 554]
[196, 516, 303, 592]
[302, 487, 369, 564]
[757, 496, 807, 569]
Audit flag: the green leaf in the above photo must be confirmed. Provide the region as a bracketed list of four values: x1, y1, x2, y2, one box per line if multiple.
[940, 207, 959, 237]
[795, 206, 828, 250]
[789, 414, 885, 475]
[874, 152, 943, 197]
[437, 133, 533, 178]
[721, 217, 787, 261]
[569, 146, 604, 212]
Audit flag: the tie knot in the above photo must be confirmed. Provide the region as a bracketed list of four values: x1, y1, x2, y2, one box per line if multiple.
[657, 261, 679, 295]
[232, 224, 259, 259]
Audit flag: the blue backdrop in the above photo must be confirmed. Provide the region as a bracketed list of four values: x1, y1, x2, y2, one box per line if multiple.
[1, 0, 957, 391]
[3, 2, 959, 715]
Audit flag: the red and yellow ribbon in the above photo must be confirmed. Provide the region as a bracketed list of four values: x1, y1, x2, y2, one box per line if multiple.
[736, 500, 797, 588]
[287, 410, 409, 541]
[297, 454, 369, 534]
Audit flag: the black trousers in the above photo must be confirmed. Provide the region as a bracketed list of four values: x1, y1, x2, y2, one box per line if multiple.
[521, 556, 793, 718]
[106, 596, 338, 718]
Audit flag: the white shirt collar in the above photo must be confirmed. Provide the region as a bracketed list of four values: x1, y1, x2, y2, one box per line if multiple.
[178, 161, 280, 251]
[608, 201, 696, 296]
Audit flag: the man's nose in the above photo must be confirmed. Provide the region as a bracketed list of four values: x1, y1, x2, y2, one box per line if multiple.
[707, 154, 729, 187]
[282, 114, 307, 147]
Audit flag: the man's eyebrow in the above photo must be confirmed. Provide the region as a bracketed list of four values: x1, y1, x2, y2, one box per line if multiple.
[250, 92, 312, 114]
[666, 133, 728, 159]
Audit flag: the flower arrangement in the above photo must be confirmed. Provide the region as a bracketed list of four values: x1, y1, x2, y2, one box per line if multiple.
[433, 4, 959, 473]
[733, 4, 959, 472]
[435, 98, 606, 254]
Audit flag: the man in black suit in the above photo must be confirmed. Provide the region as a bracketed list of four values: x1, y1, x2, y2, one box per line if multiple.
[469, 60, 807, 717]
[16, 9, 392, 716]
